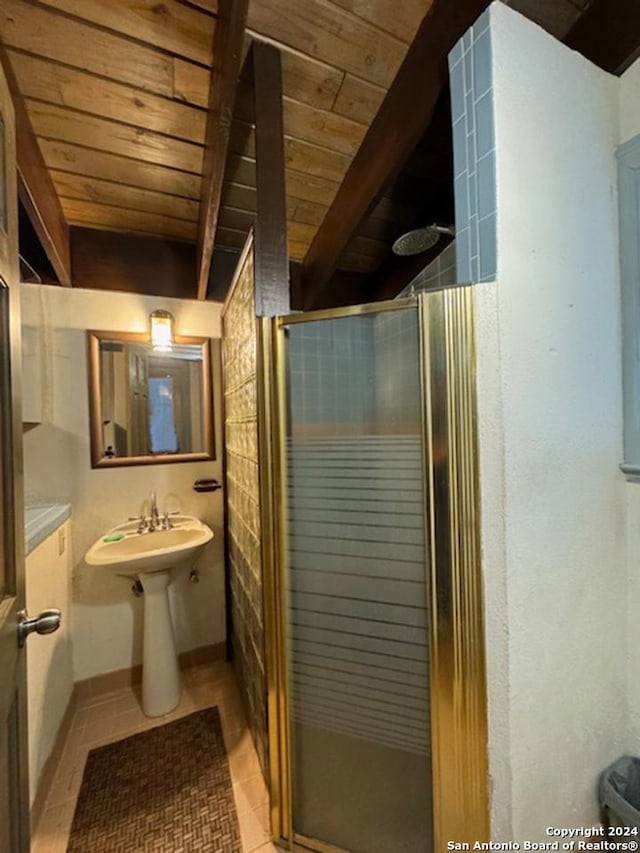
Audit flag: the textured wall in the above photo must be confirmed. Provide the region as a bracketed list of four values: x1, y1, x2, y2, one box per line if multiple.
[222, 246, 268, 772]
[477, 4, 625, 839]
[619, 56, 640, 752]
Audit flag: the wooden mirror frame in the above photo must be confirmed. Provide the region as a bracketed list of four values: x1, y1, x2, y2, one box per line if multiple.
[87, 329, 215, 468]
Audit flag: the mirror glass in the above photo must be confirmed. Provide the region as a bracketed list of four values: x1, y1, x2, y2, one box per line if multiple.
[87, 331, 214, 467]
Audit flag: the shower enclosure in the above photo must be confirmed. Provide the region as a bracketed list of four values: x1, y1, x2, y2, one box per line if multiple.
[257, 290, 488, 852]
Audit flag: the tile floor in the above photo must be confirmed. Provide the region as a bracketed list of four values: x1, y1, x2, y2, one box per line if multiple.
[30, 661, 284, 853]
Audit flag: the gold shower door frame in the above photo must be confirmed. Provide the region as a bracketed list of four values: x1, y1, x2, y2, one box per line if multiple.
[258, 289, 489, 853]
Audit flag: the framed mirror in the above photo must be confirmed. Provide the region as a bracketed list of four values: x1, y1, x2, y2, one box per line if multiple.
[87, 330, 214, 468]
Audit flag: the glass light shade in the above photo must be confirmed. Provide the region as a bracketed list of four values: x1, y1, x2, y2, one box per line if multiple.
[149, 310, 174, 352]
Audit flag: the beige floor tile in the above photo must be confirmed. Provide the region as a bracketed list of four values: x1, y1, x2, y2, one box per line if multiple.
[217, 678, 242, 701]
[233, 772, 270, 816]
[109, 687, 141, 716]
[224, 724, 256, 756]
[47, 743, 88, 803]
[34, 799, 76, 853]
[69, 705, 89, 733]
[111, 705, 147, 738]
[186, 660, 233, 688]
[83, 694, 122, 720]
[220, 695, 249, 729]
[187, 679, 224, 710]
[79, 714, 116, 747]
[45, 760, 85, 809]
[239, 803, 271, 852]
[30, 835, 57, 853]
[229, 743, 263, 784]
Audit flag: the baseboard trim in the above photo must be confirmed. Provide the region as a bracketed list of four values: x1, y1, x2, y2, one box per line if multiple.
[30, 684, 78, 835]
[74, 642, 226, 702]
[31, 642, 226, 831]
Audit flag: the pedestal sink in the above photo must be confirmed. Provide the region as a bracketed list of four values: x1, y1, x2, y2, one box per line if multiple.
[85, 516, 213, 717]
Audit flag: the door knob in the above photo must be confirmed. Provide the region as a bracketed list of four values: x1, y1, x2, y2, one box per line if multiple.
[17, 609, 61, 648]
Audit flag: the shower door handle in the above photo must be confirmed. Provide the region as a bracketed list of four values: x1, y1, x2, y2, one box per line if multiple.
[17, 609, 61, 647]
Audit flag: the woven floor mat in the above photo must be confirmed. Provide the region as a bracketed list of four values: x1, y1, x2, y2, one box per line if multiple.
[67, 706, 242, 852]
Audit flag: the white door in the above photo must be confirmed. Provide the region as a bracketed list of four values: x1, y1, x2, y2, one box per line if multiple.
[0, 56, 29, 852]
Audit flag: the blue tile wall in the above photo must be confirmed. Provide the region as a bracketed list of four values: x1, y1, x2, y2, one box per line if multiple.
[287, 311, 422, 429]
[373, 310, 421, 424]
[397, 241, 457, 298]
[448, 9, 497, 283]
[287, 317, 375, 426]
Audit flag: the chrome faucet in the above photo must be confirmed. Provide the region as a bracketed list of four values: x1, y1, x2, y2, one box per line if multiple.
[129, 493, 173, 533]
[149, 491, 160, 531]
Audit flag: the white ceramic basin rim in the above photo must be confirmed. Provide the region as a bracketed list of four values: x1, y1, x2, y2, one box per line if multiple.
[85, 515, 213, 575]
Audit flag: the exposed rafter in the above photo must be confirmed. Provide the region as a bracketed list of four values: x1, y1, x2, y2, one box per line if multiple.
[299, 0, 491, 310]
[0, 35, 71, 285]
[564, 0, 640, 76]
[196, 0, 249, 300]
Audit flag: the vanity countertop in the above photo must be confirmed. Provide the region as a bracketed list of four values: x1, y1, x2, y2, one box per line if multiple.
[25, 504, 72, 556]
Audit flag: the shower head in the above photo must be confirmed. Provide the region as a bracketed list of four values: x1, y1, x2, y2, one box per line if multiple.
[392, 224, 455, 257]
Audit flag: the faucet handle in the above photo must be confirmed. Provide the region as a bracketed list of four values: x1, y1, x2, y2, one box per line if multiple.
[161, 512, 174, 530]
[128, 515, 149, 533]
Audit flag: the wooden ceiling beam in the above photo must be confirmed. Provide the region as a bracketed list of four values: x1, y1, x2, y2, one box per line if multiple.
[563, 0, 640, 76]
[299, 0, 490, 310]
[196, 0, 249, 300]
[0, 36, 71, 285]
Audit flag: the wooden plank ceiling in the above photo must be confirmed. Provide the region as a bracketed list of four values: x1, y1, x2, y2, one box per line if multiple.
[2, 0, 635, 298]
[0, 0, 431, 277]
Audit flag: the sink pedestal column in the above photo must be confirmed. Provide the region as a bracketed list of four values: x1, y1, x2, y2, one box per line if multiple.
[138, 570, 181, 716]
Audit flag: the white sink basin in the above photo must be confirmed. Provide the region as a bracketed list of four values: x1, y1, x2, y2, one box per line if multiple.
[85, 514, 214, 718]
[85, 515, 213, 576]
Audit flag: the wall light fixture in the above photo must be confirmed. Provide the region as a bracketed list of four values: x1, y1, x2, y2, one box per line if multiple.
[149, 309, 174, 352]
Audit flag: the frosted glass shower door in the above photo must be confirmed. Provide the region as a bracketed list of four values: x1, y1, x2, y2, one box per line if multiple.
[279, 303, 432, 853]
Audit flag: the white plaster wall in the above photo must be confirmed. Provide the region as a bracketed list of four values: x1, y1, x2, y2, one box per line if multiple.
[480, 4, 626, 839]
[620, 56, 640, 754]
[473, 282, 513, 840]
[626, 485, 640, 743]
[619, 57, 640, 145]
[21, 284, 225, 682]
[25, 520, 73, 805]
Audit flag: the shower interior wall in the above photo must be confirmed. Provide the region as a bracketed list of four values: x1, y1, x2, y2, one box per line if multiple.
[273, 304, 435, 853]
[286, 310, 421, 428]
[223, 293, 423, 781]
